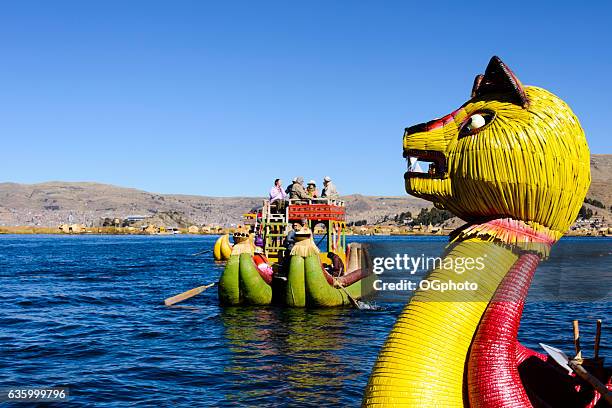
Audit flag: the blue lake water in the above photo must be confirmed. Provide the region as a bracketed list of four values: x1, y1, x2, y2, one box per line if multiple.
[0, 235, 610, 407]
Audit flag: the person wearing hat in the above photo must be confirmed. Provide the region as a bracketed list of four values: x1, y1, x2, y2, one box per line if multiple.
[283, 220, 305, 256]
[285, 177, 296, 196]
[321, 176, 339, 199]
[289, 177, 308, 201]
[306, 180, 319, 198]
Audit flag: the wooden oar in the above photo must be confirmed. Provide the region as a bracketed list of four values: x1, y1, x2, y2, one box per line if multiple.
[333, 278, 362, 309]
[568, 361, 612, 405]
[594, 319, 602, 359]
[541, 343, 612, 405]
[164, 283, 215, 306]
[192, 249, 212, 256]
[573, 320, 582, 359]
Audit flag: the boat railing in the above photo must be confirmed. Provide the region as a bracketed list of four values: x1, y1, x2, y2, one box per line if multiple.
[261, 198, 346, 223]
[287, 198, 345, 207]
[261, 200, 286, 223]
[287, 199, 346, 221]
[260, 198, 347, 258]
[260, 200, 289, 258]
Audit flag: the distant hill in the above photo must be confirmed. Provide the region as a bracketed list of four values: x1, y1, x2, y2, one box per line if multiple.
[0, 182, 259, 227]
[0, 182, 430, 227]
[0, 154, 610, 228]
[589, 154, 612, 205]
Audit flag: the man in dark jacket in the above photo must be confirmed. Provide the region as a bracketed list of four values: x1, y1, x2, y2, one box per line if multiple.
[285, 177, 296, 196]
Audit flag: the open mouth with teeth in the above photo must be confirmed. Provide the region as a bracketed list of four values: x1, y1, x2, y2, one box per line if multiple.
[404, 149, 448, 179]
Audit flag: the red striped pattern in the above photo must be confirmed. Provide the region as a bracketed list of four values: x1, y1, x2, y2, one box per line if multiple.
[289, 204, 345, 221]
[467, 253, 540, 408]
[404, 107, 462, 136]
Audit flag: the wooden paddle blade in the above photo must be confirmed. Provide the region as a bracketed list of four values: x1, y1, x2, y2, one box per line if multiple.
[164, 283, 215, 306]
[334, 279, 362, 309]
[347, 294, 361, 309]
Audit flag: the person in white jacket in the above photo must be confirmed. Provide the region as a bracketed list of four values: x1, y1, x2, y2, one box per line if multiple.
[321, 176, 339, 199]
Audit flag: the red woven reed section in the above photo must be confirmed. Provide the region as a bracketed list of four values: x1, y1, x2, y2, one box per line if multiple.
[486, 219, 556, 246]
[515, 342, 547, 365]
[288, 204, 345, 221]
[336, 268, 370, 287]
[318, 260, 370, 287]
[252, 255, 273, 284]
[585, 378, 612, 408]
[467, 253, 540, 408]
[320, 265, 335, 285]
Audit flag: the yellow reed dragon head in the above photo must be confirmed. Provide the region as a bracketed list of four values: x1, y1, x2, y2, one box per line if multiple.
[404, 56, 590, 238]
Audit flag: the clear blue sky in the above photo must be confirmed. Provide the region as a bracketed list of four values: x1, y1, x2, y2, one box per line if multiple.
[1, 1, 610, 196]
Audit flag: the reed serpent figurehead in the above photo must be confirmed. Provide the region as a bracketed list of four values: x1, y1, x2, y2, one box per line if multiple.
[403, 56, 590, 239]
[363, 56, 593, 407]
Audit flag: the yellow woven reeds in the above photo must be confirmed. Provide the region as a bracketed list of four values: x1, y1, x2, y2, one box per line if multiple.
[365, 57, 591, 407]
[363, 238, 519, 407]
[290, 233, 320, 257]
[230, 237, 254, 256]
[404, 86, 590, 235]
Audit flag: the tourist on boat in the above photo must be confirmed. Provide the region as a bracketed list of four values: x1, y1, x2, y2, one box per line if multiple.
[306, 180, 319, 198]
[269, 178, 287, 212]
[283, 220, 304, 254]
[274, 220, 305, 281]
[321, 176, 339, 199]
[285, 177, 296, 196]
[325, 251, 344, 277]
[289, 177, 308, 201]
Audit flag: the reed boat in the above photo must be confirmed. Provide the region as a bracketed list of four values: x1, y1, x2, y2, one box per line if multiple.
[212, 233, 232, 261]
[285, 240, 374, 307]
[217, 198, 374, 307]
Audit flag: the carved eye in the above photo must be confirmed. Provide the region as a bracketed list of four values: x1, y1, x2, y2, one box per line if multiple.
[467, 114, 485, 130]
[460, 110, 495, 136]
